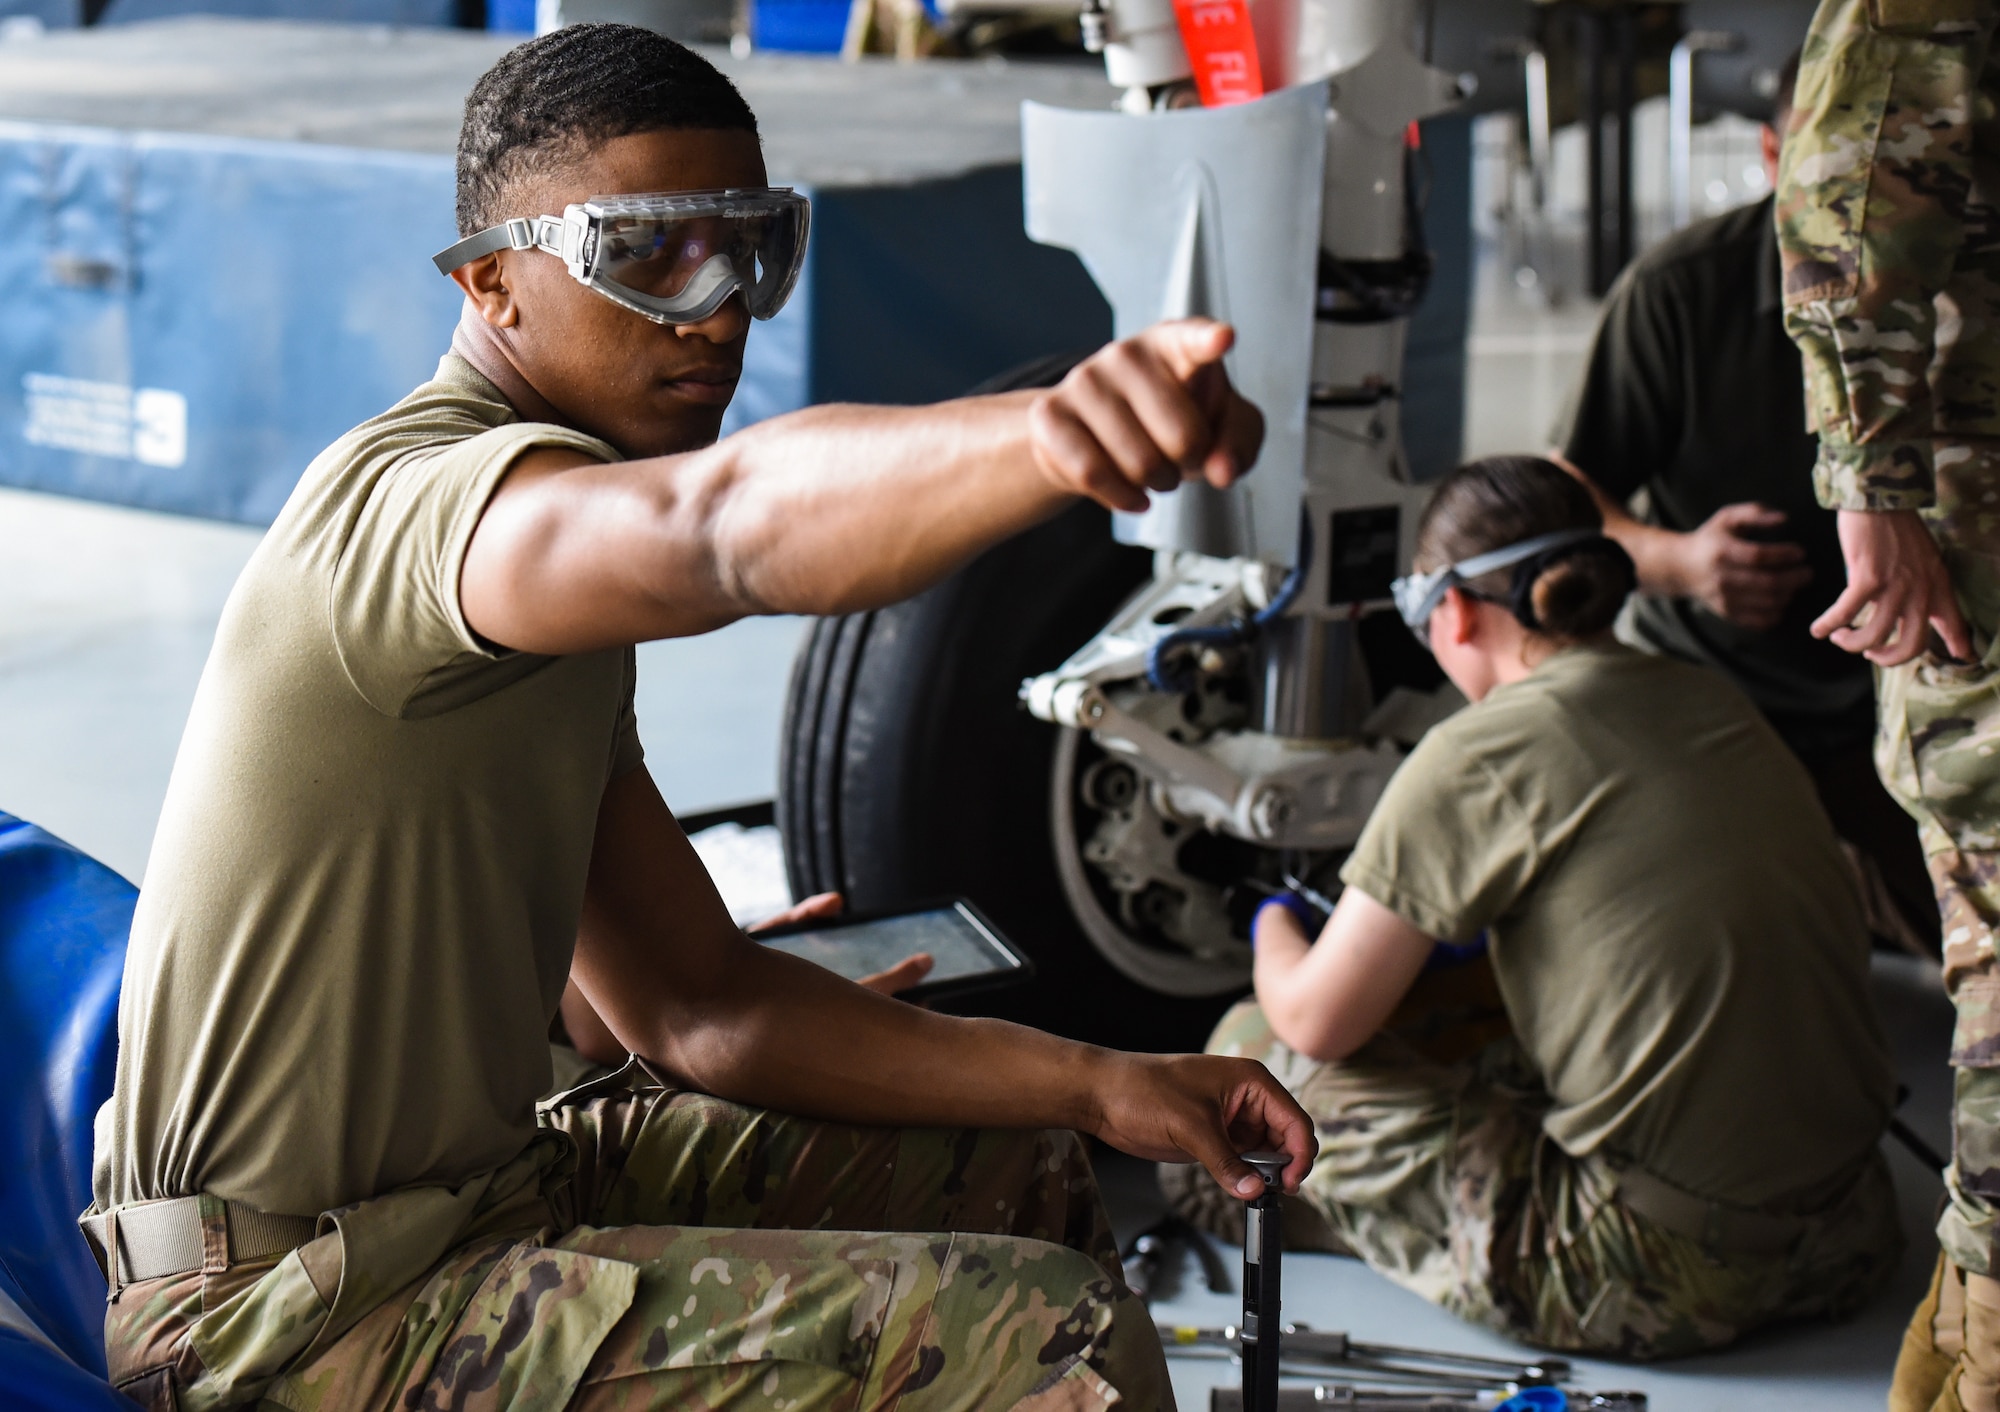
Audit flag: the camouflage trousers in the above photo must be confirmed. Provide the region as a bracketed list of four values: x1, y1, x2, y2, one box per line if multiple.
[1202, 1001, 1900, 1361]
[1878, 444, 2000, 1279]
[103, 1064, 1170, 1411]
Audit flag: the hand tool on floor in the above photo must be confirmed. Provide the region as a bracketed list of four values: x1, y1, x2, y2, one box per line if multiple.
[1167, 1322, 1572, 1394]
[1123, 1212, 1232, 1302]
[1203, 1380, 1648, 1410]
[1165, 1152, 1649, 1412]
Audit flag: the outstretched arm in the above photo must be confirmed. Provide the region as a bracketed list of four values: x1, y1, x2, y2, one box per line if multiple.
[462, 320, 1263, 654]
[572, 766, 1318, 1198]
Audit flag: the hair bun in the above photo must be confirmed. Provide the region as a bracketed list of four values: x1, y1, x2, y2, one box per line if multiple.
[1414, 456, 1636, 645]
[1528, 542, 1634, 639]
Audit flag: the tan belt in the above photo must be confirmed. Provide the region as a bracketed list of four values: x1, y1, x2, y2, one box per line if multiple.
[1609, 1165, 1810, 1257]
[80, 1198, 319, 1290]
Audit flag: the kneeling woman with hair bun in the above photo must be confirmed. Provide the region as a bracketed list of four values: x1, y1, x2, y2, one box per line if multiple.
[1168, 455, 1902, 1358]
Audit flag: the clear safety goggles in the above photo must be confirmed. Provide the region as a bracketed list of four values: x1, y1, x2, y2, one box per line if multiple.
[433, 188, 810, 326]
[1390, 528, 1602, 643]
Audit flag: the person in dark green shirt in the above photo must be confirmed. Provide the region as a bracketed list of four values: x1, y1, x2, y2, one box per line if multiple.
[1553, 55, 1934, 952]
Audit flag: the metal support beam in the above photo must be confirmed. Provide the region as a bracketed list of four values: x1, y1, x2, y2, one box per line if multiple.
[1669, 29, 1745, 231]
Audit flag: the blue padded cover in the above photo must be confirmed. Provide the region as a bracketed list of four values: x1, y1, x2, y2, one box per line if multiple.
[0, 812, 134, 1376]
[0, 1329, 133, 1411]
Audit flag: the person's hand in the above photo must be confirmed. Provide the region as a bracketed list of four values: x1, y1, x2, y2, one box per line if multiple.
[1814, 509, 1972, 666]
[853, 953, 935, 996]
[744, 891, 934, 997]
[1029, 319, 1265, 514]
[1087, 1052, 1316, 1200]
[746, 890, 844, 934]
[1667, 503, 1811, 630]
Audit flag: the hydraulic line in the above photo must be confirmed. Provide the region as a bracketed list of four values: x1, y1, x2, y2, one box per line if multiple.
[1145, 517, 1312, 694]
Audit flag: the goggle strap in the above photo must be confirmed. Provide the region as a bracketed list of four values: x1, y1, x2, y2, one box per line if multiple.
[432, 216, 562, 276]
[1447, 528, 1601, 585]
[1397, 527, 1602, 631]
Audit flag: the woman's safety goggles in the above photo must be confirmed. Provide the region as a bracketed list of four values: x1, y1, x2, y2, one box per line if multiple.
[1390, 528, 1602, 644]
[433, 188, 810, 326]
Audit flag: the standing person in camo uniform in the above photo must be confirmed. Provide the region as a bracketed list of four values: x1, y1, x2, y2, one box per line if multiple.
[1778, 1, 2000, 1405]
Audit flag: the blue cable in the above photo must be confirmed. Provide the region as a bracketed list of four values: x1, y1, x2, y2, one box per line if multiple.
[1144, 517, 1313, 694]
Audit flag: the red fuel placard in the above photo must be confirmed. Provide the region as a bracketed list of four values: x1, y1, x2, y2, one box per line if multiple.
[1171, 0, 1265, 107]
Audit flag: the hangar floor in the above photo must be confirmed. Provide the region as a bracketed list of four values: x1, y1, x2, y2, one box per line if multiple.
[0, 267, 1948, 1408]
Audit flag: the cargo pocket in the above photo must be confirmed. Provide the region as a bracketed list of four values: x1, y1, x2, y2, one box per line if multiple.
[417, 1243, 639, 1412]
[571, 1249, 897, 1412]
[1878, 650, 2000, 851]
[184, 1243, 333, 1408]
[1869, 0, 1982, 36]
[113, 1366, 180, 1412]
[1955, 1035, 2000, 1201]
[1780, 45, 1892, 313]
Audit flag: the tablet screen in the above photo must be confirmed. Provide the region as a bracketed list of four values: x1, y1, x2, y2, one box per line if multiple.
[758, 903, 1025, 993]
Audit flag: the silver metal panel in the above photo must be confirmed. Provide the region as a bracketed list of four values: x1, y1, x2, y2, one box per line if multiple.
[1022, 83, 1327, 566]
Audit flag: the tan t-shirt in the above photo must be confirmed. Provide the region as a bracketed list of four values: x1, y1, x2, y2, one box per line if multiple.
[1340, 644, 1893, 1207]
[95, 355, 640, 1217]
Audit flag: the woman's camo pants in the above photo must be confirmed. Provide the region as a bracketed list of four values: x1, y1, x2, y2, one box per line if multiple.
[102, 1064, 1172, 1411]
[1190, 1000, 1900, 1361]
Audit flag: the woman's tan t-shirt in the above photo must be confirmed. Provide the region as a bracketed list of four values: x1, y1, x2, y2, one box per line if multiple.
[1340, 644, 1894, 1207]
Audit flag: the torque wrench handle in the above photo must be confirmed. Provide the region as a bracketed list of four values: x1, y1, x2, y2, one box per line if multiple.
[1239, 1152, 1288, 1412]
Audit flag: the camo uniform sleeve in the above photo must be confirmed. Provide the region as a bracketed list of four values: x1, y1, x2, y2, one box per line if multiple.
[1776, 0, 1994, 511]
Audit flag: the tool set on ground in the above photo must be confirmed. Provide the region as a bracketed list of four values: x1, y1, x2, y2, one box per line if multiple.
[1138, 1154, 1649, 1412]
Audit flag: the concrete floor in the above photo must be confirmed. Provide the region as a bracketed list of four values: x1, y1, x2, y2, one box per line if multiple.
[0, 258, 1954, 1407]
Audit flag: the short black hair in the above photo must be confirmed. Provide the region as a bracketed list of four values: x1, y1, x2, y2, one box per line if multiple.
[456, 24, 760, 236]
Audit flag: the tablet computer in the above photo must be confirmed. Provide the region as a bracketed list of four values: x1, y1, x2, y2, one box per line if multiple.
[754, 899, 1033, 1004]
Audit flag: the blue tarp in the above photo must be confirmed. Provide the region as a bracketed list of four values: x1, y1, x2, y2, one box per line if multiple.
[0, 1331, 131, 1411]
[0, 124, 465, 522]
[0, 813, 134, 1381]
